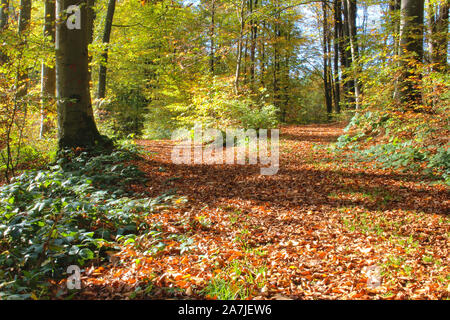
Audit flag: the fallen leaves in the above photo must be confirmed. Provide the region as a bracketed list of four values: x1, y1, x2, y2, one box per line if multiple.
[71, 124, 448, 300]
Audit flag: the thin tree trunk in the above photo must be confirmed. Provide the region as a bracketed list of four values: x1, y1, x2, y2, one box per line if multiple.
[333, 0, 341, 113]
[273, 20, 281, 110]
[15, 0, 31, 111]
[40, 0, 56, 138]
[87, 0, 95, 85]
[97, 0, 116, 99]
[322, 0, 333, 118]
[234, 0, 245, 93]
[243, 34, 248, 83]
[390, 0, 401, 56]
[429, 1, 448, 72]
[342, 0, 354, 106]
[210, 0, 215, 74]
[390, 0, 401, 99]
[346, 0, 360, 109]
[250, 0, 258, 90]
[260, 20, 266, 87]
[0, 0, 8, 63]
[18, 0, 31, 34]
[0, 0, 7, 29]
[398, 0, 424, 106]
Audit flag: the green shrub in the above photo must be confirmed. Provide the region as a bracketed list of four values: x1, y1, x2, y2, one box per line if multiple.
[0, 146, 176, 299]
[96, 85, 149, 139]
[168, 77, 280, 132]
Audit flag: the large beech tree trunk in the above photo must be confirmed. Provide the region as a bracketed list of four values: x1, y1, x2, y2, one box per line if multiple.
[56, 0, 103, 148]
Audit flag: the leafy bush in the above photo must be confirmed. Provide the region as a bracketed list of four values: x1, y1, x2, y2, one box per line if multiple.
[0, 146, 176, 299]
[168, 77, 280, 132]
[96, 85, 149, 138]
[336, 107, 449, 184]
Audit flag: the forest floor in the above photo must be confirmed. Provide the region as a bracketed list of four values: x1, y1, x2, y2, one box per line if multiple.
[79, 124, 449, 300]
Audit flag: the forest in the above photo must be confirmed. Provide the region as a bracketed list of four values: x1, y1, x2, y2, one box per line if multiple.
[0, 0, 448, 300]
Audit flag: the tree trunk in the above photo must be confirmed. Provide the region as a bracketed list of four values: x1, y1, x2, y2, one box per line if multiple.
[87, 0, 95, 86]
[16, 0, 31, 99]
[390, 0, 401, 99]
[333, 0, 341, 113]
[260, 20, 266, 87]
[210, 0, 215, 74]
[56, 0, 104, 148]
[322, 1, 333, 118]
[243, 33, 248, 83]
[40, 0, 56, 138]
[390, 0, 401, 56]
[97, 0, 116, 99]
[0, 0, 8, 63]
[0, 0, 7, 29]
[398, 0, 424, 106]
[341, 0, 355, 106]
[346, 0, 360, 109]
[18, 0, 31, 34]
[234, 0, 245, 93]
[250, 0, 258, 90]
[429, 1, 448, 72]
[273, 21, 281, 111]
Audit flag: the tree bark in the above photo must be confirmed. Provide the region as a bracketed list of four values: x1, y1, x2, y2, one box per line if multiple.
[0, 0, 8, 29]
[346, 0, 360, 109]
[429, 1, 448, 72]
[322, 0, 333, 118]
[18, 0, 31, 34]
[389, 0, 401, 99]
[210, 0, 215, 74]
[56, 0, 104, 148]
[86, 0, 95, 85]
[273, 19, 281, 111]
[341, 0, 355, 105]
[234, 0, 245, 93]
[398, 0, 424, 106]
[333, 0, 341, 113]
[40, 0, 56, 138]
[0, 0, 8, 63]
[97, 0, 116, 99]
[390, 0, 401, 56]
[260, 20, 266, 87]
[250, 0, 258, 90]
[16, 0, 31, 99]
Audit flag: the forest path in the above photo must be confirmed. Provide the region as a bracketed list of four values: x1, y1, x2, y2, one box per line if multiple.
[83, 124, 449, 299]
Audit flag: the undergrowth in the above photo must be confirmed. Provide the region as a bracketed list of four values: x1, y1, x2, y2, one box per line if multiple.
[0, 143, 177, 299]
[335, 110, 450, 185]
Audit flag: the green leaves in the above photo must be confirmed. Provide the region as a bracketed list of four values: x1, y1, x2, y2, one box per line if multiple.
[0, 146, 167, 298]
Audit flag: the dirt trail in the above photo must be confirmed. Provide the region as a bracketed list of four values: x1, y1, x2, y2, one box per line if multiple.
[83, 124, 449, 299]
